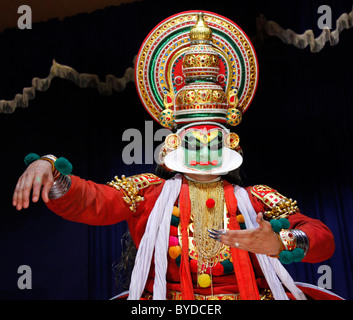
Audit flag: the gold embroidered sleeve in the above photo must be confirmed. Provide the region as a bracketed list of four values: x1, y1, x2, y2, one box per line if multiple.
[251, 185, 299, 220]
[107, 173, 163, 212]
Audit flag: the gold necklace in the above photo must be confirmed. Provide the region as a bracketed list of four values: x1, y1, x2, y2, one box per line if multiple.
[187, 180, 228, 290]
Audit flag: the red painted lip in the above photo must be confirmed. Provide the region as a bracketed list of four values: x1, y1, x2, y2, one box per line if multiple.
[190, 160, 219, 166]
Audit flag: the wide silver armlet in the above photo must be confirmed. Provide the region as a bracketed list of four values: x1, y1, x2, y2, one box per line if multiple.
[291, 229, 310, 256]
[48, 174, 71, 199]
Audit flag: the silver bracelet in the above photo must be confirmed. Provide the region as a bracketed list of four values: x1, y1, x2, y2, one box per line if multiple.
[291, 229, 310, 256]
[49, 174, 71, 199]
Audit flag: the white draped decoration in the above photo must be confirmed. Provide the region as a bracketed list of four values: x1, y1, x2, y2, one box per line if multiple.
[127, 174, 182, 300]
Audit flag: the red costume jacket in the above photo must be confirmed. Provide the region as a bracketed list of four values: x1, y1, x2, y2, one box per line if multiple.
[46, 174, 338, 300]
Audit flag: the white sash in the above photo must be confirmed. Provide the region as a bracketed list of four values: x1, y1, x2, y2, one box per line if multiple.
[127, 174, 182, 300]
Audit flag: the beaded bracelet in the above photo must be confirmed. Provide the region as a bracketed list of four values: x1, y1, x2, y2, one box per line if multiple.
[270, 218, 306, 264]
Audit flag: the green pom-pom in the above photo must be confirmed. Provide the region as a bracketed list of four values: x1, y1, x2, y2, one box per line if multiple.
[292, 248, 305, 262]
[175, 255, 181, 267]
[171, 215, 180, 227]
[279, 218, 290, 230]
[24, 153, 40, 166]
[54, 157, 73, 175]
[270, 219, 282, 233]
[279, 250, 294, 264]
[239, 223, 246, 230]
[221, 260, 234, 274]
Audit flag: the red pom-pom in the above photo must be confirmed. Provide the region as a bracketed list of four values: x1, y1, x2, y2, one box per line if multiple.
[169, 236, 179, 247]
[206, 198, 215, 208]
[206, 262, 224, 276]
[169, 225, 178, 237]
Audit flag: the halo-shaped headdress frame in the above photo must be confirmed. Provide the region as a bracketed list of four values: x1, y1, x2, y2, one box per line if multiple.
[135, 10, 259, 127]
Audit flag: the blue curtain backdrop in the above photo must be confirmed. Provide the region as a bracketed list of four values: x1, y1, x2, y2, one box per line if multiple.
[0, 0, 352, 300]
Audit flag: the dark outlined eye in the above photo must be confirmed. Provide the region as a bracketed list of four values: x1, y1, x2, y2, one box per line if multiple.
[183, 136, 199, 151]
[209, 144, 220, 151]
[208, 133, 223, 150]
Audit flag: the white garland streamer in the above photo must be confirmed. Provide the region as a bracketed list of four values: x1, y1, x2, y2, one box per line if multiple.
[255, 6, 353, 53]
[2, 7, 352, 114]
[0, 58, 136, 114]
[127, 174, 182, 300]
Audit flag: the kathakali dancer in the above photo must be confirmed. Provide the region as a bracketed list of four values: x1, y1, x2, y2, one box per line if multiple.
[13, 11, 342, 300]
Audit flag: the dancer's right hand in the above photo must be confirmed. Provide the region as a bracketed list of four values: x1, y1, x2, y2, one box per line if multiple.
[12, 160, 54, 210]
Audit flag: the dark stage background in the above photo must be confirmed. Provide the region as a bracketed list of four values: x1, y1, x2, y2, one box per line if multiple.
[0, 0, 352, 300]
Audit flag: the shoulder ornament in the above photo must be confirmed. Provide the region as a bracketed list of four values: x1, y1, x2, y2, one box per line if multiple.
[128, 173, 163, 189]
[107, 173, 163, 212]
[251, 185, 299, 220]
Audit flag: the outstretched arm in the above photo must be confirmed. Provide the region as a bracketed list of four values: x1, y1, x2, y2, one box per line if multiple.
[12, 158, 137, 225]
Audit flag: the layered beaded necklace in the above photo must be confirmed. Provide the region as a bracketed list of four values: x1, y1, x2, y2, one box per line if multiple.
[188, 180, 227, 282]
[168, 178, 245, 293]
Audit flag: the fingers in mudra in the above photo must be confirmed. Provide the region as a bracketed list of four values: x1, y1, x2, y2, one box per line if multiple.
[207, 213, 281, 256]
[209, 229, 249, 251]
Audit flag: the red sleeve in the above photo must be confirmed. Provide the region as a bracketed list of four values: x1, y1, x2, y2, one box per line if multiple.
[288, 213, 335, 263]
[46, 175, 149, 226]
[245, 186, 335, 263]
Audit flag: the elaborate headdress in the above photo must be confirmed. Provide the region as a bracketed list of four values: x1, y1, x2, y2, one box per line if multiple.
[135, 10, 259, 174]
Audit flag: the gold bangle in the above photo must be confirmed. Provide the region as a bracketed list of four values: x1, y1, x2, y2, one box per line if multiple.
[40, 154, 57, 173]
[279, 229, 296, 251]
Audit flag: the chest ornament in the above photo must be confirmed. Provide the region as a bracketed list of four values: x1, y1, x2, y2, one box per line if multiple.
[167, 181, 246, 289]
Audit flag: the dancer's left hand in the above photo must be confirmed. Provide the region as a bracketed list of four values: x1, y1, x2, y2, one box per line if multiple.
[208, 213, 283, 256]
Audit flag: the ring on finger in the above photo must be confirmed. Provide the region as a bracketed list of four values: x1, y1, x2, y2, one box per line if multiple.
[234, 242, 239, 248]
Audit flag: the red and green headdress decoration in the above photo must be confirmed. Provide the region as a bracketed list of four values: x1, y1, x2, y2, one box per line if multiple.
[135, 10, 259, 174]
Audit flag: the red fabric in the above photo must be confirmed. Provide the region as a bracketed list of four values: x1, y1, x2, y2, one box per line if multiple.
[295, 285, 343, 300]
[47, 175, 165, 249]
[47, 175, 133, 225]
[47, 175, 337, 300]
[178, 177, 195, 300]
[223, 181, 260, 300]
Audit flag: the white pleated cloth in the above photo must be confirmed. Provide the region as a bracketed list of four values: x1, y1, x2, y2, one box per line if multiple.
[127, 174, 182, 300]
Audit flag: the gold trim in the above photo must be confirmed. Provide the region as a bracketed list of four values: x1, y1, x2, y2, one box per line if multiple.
[107, 173, 162, 212]
[142, 289, 274, 300]
[251, 185, 299, 219]
[166, 46, 190, 95]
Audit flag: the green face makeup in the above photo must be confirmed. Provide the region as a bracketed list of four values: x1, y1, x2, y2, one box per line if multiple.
[182, 129, 223, 171]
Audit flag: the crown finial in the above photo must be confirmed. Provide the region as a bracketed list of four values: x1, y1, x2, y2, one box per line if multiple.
[189, 12, 213, 43]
